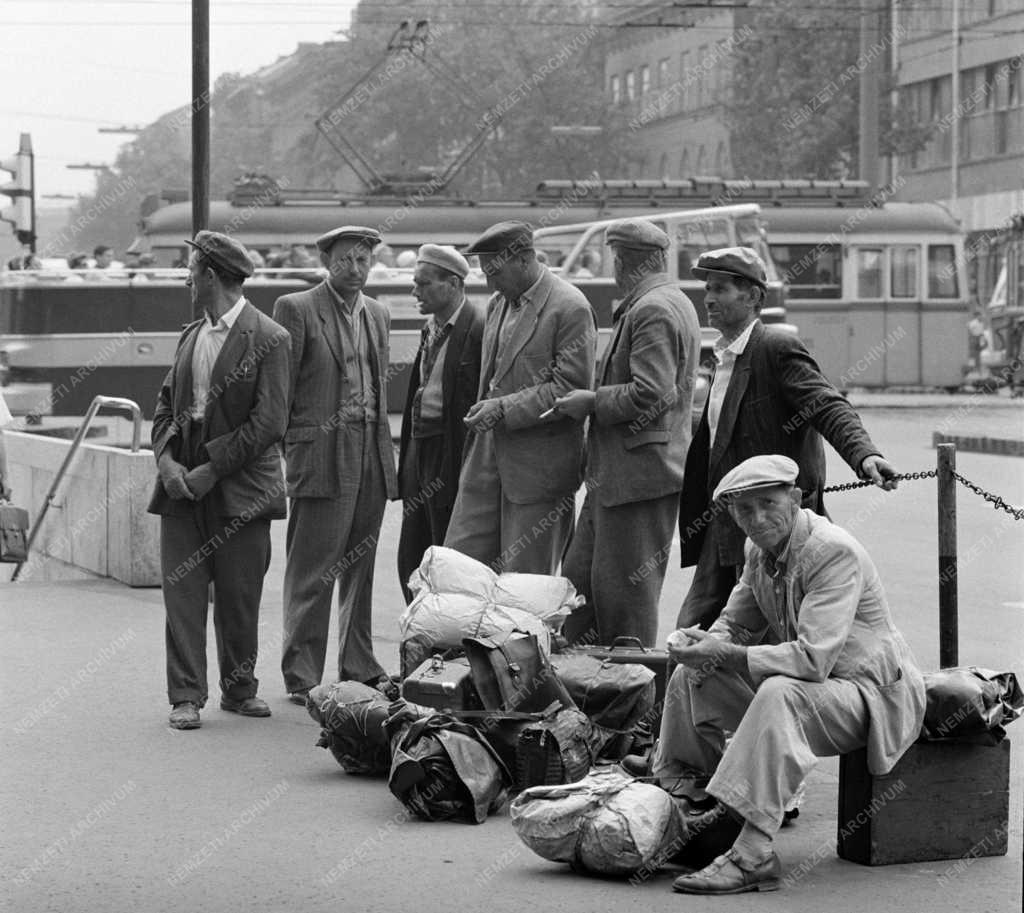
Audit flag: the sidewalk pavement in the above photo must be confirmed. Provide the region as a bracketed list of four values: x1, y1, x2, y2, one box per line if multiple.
[1, 574, 1020, 913]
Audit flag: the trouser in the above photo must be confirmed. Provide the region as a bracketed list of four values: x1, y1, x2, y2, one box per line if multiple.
[397, 434, 453, 603]
[281, 424, 387, 692]
[676, 525, 742, 630]
[652, 664, 869, 834]
[444, 431, 574, 574]
[162, 418, 272, 707]
[562, 489, 679, 648]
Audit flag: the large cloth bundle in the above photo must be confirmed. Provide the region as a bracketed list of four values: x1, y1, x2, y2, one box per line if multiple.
[388, 712, 510, 823]
[306, 681, 394, 775]
[920, 666, 1023, 745]
[400, 547, 580, 675]
[510, 767, 686, 877]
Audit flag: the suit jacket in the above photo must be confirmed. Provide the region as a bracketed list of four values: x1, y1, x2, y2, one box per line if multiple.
[148, 301, 290, 520]
[678, 320, 881, 568]
[397, 300, 485, 510]
[272, 282, 398, 500]
[586, 273, 700, 507]
[710, 509, 926, 775]
[472, 267, 597, 504]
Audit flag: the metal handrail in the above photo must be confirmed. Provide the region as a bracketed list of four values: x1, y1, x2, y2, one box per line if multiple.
[11, 395, 143, 581]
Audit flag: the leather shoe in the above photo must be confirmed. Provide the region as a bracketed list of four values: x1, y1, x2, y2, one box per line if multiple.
[671, 800, 743, 870]
[620, 753, 651, 777]
[366, 675, 400, 701]
[673, 848, 781, 894]
[288, 688, 311, 706]
[220, 696, 271, 717]
[169, 702, 201, 730]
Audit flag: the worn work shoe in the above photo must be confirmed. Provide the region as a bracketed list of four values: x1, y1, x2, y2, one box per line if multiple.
[169, 702, 201, 730]
[619, 753, 651, 778]
[288, 688, 311, 706]
[220, 696, 272, 717]
[672, 849, 782, 895]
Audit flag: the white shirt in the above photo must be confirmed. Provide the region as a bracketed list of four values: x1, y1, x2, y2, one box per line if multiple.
[191, 296, 247, 419]
[0, 390, 13, 427]
[707, 318, 758, 446]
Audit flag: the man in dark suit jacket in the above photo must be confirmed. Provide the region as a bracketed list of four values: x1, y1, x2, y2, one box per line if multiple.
[557, 219, 700, 647]
[443, 221, 596, 574]
[273, 226, 399, 704]
[677, 247, 897, 631]
[149, 231, 290, 731]
[397, 244, 484, 602]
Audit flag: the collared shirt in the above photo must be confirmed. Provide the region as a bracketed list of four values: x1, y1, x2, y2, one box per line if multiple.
[327, 282, 365, 352]
[326, 285, 377, 420]
[707, 318, 758, 445]
[760, 521, 799, 642]
[489, 272, 545, 395]
[416, 298, 465, 427]
[191, 295, 246, 419]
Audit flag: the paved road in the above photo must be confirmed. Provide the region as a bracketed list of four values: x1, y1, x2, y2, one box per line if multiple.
[1, 402, 1021, 913]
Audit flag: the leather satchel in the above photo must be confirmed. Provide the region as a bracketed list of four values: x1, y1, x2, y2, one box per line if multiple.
[0, 501, 29, 563]
[462, 633, 576, 714]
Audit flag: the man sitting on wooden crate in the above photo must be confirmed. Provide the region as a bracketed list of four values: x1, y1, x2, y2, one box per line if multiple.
[656, 454, 925, 895]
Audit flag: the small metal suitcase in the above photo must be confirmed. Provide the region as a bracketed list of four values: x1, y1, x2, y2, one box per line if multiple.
[401, 655, 484, 712]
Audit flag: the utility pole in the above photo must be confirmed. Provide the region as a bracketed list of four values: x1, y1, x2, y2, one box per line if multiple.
[858, 0, 881, 196]
[192, 0, 210, 321]
[950, 0, 960, 205]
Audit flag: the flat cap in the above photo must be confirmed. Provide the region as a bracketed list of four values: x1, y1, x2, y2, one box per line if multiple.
[463, 221, 534, 256]
[605, 218, 670, 251]
[713, 454, 799, 503]
[417, 243, 470, 279]
[692, 246, 768, 288]
[315, 225, 382, 254]
[184, 230, 254, 279]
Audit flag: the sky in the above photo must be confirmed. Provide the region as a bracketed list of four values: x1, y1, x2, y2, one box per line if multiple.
[2, 0, 359, 205]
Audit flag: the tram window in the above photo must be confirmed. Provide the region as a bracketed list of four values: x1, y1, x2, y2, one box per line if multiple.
[769, 243, 841, 299]
[927, 245, 960, 298]
[855, 248, 884, 299]
[891, 246, 919, 298]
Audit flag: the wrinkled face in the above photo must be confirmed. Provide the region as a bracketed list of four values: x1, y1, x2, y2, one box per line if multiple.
[704, 273, 757, 338]
[412, 263, 459, 316]
[322, 238, 371, 296]
[726, 485, 800, 554]
[478, 250, 525, 298]
[184, 251, 212, 309]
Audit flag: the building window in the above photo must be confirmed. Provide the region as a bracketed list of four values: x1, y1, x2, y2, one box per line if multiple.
[679, 52, 690, 110]
[696, 45, 708, 106]
[610, 74, 620, 105]
[658, 57, 670, 89]
[680, 148, 690, 177]
[625, 70, 636, 101]
[640, 64, 651, 96]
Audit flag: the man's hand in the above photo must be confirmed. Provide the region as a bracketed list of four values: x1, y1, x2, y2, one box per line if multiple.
[860, 455, 898, 491]
[464, 397, 504, 432]
[183, 464, 218, 500]
[158, 454, 195, 501]
[668, 626, 747, 673]
[552, 389, 596, 422]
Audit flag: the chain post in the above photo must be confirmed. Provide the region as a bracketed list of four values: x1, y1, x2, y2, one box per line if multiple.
[937, 444, 958, 668]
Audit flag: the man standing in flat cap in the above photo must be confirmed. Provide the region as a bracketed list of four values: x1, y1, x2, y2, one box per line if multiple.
[555, 218, 700, 647]
[444, 220, 596, 574]
[273, 225, 398, 704]
[150, 230, 290, 730]
[654, 454, 924, 894]
[396, 244, 484, 601]
[677, 246, 897, 632]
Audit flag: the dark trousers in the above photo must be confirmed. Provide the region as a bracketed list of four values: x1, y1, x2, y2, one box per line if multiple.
[162, 499, 271, 707]
[675, 526, 742, 630]
[562, 489, 679, 648]
[397, 434, 452, 603]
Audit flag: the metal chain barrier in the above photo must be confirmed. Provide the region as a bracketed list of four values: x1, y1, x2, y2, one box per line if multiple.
[824, 469, 1023, 521]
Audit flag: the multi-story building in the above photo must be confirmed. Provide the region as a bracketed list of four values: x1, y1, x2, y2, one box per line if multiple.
[603, 2, 737, 179]
[894, 0, 1024, 303]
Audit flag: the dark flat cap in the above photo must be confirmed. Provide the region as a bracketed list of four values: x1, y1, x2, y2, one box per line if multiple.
[713, 454, 799, 502]
[463, 221, 534, 256]
[605, 218, 669, 251]
[692, 246, 767, 288]
[316, 225, 382, 254]
[184, 230, 254, 279]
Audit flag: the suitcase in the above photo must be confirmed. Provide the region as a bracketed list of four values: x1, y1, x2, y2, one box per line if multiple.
[401, 655, 483, 712]
[566, 637, 671, 709]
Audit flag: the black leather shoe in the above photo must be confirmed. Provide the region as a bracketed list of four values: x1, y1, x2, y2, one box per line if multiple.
[220, 696, 271, 717]
[288, 688, 311, 706]
[620, 753, 651, 777]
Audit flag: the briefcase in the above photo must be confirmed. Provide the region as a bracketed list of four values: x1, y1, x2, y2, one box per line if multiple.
[463, 633, 576, 714]
[401, 655, 484, 712]
[0, 501, 29, 563]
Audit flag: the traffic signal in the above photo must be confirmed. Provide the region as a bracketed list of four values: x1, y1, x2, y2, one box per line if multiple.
[1, 133, 35, 249]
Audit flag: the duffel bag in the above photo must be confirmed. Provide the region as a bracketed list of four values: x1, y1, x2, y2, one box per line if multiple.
[307, 681, 393, 775]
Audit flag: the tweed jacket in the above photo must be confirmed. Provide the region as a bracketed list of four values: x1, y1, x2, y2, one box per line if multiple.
[710, 509, 926, 775]
[586, 273, 700, 507]
[397, 300, 485, 510]
[679, 320, 881, 568]
[148, 301, 290, 520]
[273, 282, 398, 500]
[471, 267, 597, 504]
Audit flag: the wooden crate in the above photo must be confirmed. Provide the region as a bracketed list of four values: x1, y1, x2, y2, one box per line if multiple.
[837, 740, 1010, 866]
